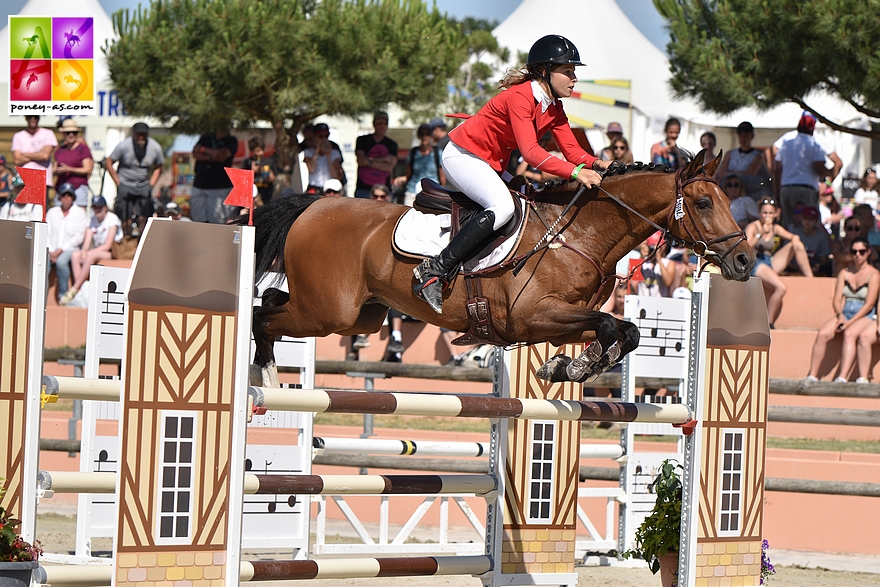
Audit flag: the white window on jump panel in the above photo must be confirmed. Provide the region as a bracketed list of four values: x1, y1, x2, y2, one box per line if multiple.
[527, 421, 555, 522]
[155, 411, 197, 544]
[719, 429, 744, 536]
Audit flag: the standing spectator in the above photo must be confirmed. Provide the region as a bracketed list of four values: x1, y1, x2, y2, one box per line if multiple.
[853, 168, 879, 212]
[700, 131, 718, 165]
[46, 183, 88, 302]
[792, 207, 832, 276]
[717, 122, 772, 201]
[805, 237, 879, 383]
[106, 122, 164, 237]
[724, 174, 759, 229]
[773, 112, 842, 229]
[0, 155, 13, 205]
[355, 112, 398, 199]
[322, 178, 344, 197]
[429, 118, 450, 151]
[11, 115, 57, 207]
[303, 123, 343, 193]
[0, 171, 42, 221]
[191, 128, 238, 223]
[599, 122, 633, 164]
[163, 201, 192, 221]
[396, 123, 445, 206]
[650, 117, 684, 170]
[241, 137, 277, 205]
[60, 196, 122, 305]
[54, 119, 93, 208]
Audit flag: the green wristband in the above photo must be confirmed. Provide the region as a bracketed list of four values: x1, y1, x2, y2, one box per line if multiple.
[571, 163, 586, 180]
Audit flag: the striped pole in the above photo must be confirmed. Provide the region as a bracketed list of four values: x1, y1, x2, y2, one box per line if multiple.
[39, 471, 495, 496]
[314, 437, 624, 460]
[250, 387, 693, 424]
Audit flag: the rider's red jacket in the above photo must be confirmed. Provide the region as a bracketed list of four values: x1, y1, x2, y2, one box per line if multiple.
[449, 82, 598, 179]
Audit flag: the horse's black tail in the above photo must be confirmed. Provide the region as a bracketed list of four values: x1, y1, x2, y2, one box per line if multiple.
[238, 193, 322, 284]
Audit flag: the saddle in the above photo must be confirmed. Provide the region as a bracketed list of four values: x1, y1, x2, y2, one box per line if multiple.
[411, 179, 528, 347]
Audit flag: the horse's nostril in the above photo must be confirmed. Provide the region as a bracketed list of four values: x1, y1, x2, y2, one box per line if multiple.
[735, 253, 750, 270]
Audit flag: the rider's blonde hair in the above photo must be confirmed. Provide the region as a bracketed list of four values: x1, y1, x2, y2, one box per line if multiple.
[499, 65, 543, 90]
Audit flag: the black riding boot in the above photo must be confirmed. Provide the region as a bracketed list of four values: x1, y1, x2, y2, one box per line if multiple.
[413, 210, 496, 314]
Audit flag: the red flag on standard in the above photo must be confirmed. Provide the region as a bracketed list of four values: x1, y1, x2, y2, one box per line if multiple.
[15, 166, 47, 207]
[225, 167, 254, 225]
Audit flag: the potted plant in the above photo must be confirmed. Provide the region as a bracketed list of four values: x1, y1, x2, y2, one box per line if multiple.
[624, 459, 682, 587]
[0, 484, 42, 587]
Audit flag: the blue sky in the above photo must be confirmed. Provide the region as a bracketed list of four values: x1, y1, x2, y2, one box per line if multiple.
[4, 0, 670, 51]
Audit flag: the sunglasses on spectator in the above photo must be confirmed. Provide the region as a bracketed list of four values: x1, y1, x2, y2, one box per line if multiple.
[760, 198, 776, 206]
[845, 225, 861, 232]
[851, 248, 869, 255]
[65, 131, 78, 136]
[613, 145, 626, 150]
[725, 182, 741, 188]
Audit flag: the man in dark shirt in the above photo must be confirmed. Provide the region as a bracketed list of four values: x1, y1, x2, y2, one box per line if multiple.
[191, 128, 238, 223]
[354, 112, 398, 199]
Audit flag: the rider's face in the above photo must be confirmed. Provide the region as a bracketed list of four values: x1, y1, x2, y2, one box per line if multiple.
[550, 64, 577, 98]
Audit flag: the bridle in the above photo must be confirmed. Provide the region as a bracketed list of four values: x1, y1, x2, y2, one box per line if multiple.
[504, 166, 747, 305]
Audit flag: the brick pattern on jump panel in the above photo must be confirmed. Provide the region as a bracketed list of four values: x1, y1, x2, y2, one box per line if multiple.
[500, 529, 576, 574]
[116, 550, 226, 586]
[694, 540, 761, 587]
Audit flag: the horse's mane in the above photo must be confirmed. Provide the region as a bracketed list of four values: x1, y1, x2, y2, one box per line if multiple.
[534, 160, 682, 198]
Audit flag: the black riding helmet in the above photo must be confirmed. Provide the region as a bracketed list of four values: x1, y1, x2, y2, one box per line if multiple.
[527, 35, 584, 98]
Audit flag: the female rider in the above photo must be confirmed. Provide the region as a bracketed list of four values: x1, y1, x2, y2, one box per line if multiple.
[413, 35, 611, 313]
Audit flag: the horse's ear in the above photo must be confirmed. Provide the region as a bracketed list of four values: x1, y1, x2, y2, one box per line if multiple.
[682, 148, 706, 181]
[704, 149, 723, 177]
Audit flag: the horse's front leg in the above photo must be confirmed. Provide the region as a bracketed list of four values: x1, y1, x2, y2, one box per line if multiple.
[252, 288, 289, 388]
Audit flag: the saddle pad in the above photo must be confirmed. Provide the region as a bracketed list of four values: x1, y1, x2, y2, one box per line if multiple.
[392, 199, 526, 273]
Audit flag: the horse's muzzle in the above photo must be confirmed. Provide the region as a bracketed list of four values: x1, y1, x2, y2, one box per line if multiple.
[721, 247, 756, 282]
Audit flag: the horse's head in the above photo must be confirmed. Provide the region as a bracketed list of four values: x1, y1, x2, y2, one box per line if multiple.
[670, 149, 755, 281]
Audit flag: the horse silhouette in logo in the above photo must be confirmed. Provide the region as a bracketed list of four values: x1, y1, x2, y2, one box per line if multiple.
[64, 29, 81, 48]
[64, 74, 82, 88]
[26, 72, 39, 90]
[23, 34, 39, 46]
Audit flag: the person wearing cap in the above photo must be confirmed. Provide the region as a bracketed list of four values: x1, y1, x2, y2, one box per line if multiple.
[0, 171, 43, 222]
[304, 123, 343, 193]
[772, 112, 842, 229]
[394, 123, 446, 206]
[191, 127, 239, 223]
[106, 122, 165, 237]
[0, 155, 12, 205]
[322, 178, 344, 197]
[598, 122, 633, 164]
[355, 112, 399, 200]
[853, 167, 879, 213]
[61, 196, 123, 305]
[12, 115, 57, 207]
[54, 118, 93, 208]
[163, 201, 192, 221]
[412, 35, 611, 313]
[717, 121, 771, 201]
[792, 205, 832, 276]
[46, 182, 88, 302]
[428, 118, 450, 151]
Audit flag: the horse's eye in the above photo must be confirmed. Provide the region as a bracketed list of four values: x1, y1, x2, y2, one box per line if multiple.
[695, 198, 712, 211]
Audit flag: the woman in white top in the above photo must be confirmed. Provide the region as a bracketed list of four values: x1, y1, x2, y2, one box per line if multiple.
[60, 195, 123, 305]
[853, 167, 878, 212]
[716, 121, 771, 200]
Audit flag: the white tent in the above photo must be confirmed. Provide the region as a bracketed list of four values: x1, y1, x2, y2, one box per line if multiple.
[492, 0, 871, 178]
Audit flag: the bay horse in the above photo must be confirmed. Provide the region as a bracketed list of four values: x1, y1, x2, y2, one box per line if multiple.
[249, 150, 754, 386]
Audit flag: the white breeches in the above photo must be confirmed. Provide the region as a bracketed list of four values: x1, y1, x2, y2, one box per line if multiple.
[442, 141, 515, 231]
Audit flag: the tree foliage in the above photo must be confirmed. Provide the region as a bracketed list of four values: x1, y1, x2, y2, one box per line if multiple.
[105, 0, 468, 134]
[653, 0, 880, 138]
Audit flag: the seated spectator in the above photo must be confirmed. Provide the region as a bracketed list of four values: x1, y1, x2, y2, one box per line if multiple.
[792, 206, 832, 276]
[717, 121, 771, 200]
[163, 201, 192, 221]
[700, 131, 718, 165]
[636, 235, 679, 297]
[0, 155, 13, 205]
[46, 183, 88, 302]
[516, 132, 564, 183]
[304, 123, 343, 194]
[746, 198, 813, 278]
[607, 137, 632, 164]
[599, 122, 634, 164]
[395, 123, 445, 206]
[370, 183, 392, 202]
[650, 117, 684, 170]
[851, 203, 880, 249]
[60, 196, 122, 305]
[745, 199, 792, 328]
[805, 238, 879, 383]
[54, 118, 93, 208]
[322, 178, 344, 197]
[832, 217, 863, 276]
[242, 137, 277, 205]
[724, 174, 759, 229]
[818, 182, 843, 237]
[0, 172, 41, 221]
[853, 167, 878, 212]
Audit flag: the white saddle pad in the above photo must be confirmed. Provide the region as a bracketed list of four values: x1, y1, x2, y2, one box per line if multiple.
[393, 200, 526, 273]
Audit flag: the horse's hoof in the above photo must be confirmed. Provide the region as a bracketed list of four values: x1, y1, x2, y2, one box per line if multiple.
[249, 364, 263, 386]
[567, 341, 603, 381]
[536, 355, 573, 382]
[261, 362, 280, 388]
